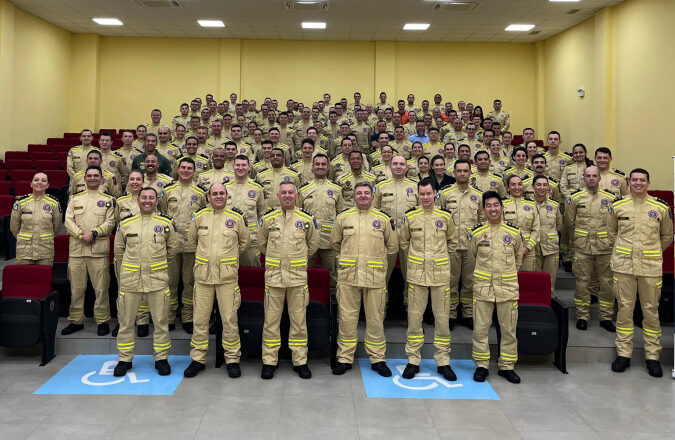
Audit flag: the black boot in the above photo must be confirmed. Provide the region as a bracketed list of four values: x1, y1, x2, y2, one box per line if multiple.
[226, 363, 241, 378]
[646, 360, 663, 378]
[113, 361, 132, 377]
[473, 367, 489, 382]
[61, 323, 84, 335]
[611, 356, 631, 373]
[599, 320, 616, 333]
[261, 364, 277, 379]
[111, 323, 119, 337]
[576, 319, 588, 330]
[97, 323, 110, 336]
[293, 364, 312, 379]
[137, 324, 149, 337]
[331, 362, 352, 375]
[402, 364, 419, 379]
[155, 359, 171, 376]
[371, 362, 392, 377]
[183, 361, 205, 378]
[437, 365, 457, 381]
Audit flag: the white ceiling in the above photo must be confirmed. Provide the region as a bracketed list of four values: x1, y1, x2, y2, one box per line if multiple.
[11, 0, 625, 42]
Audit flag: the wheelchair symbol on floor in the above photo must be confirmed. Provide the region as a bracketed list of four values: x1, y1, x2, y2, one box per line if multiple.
[81, 360, 149, 386]
[392, 365, 463, 390]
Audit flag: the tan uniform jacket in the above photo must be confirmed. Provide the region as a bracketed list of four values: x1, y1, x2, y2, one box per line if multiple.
[330, 208, 398, 288]
[188, 207, 250, 284]
[225, 178, 266, 243]
[67, 145, 99, 177]
[502, 197, 539, 253]
[522, 176, 562, 203]
[116, 147, 144, 179]
[534, 198, 562, 256]
[544, 151, 573, 181]
[198, 168, 234, 187]
[256, 167, 301, 209]
[471, 172, 507, 198]
[372, 164, 393, 183]
[339, 171, 376, 209]
[598, 169, 628, 197]
[100, 150, 128, 190]
[469, 221, 523, 302]
[156, 144, 182, 165]
[436, 184, 485, 250]
[258, 207, 318, 287]
[486, 110, 510, 131]
[115, 193, 140, 224]
[503, 166, 533, 184]
[10, 194, 62, 261]
[65, 189, 116, 257]
[160, 182, 207, 252]
[290, 160, 314, 184]
[608, 195, 673, 276]
[114, 213, 178, 292]
[69, 169, 120, 198]
[351, 123, 372, 148]
[374, 177, 419, 228]
[489, 155, 510, 176]
[399, 206, 458, 286]
[298, 179, 344, 249]
[143, 173, 174, 197]
[559, 161, 587, 197]
[565, 188, 615, 255]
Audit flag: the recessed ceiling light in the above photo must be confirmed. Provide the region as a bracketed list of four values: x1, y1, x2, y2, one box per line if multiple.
[403, 23, 430, 30]
[92, 18, 123, 26]
[302, 22, 326, 29]
[198, 20, 225, 28]
[505, 24, 535, 31]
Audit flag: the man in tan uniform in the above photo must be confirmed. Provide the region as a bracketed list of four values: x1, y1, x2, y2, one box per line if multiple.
[69, 150, 120, 197]
[565, 166, 617, 332]
[470, 191, 523, 384]
[298, 154, 344, 296]
[331, 181, 398, 377]
[10, 172, 62, 265]
[256, 148, 300, 210]
[147, 109, 163, 135]
[594, 147, 628, 198]
[339, 151, 376, 208]
[183, 183, 250, 379]
[66, 129, 98, 178]
[533, 175, 562, 297]
[258, 182, 318, 379]
[609, 168, 673, 378]
[522, 155, 562, 203]
[62, 166, 116, 336]
[291, 139, 317, 183]
[471, 150, 507, 198]
[118, 130, 144, 188]
[98, 132, 128, 190]
[198, 147, 234, 187]
[436, 159, 485, 328]
[112, 187, 178, 377]
[225, 155, 266, 267]
[399, 177, 458, 380]
[503, 175, 539, 272]
[160, 158, 207, 333]
[543, 131, 572, 182]
[486, 99, 510, 131]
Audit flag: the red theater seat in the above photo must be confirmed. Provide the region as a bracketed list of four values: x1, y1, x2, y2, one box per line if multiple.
[0, 181, 10, 195]
[27, 144, 49, 153]
[5, 151, 29, 161]
[8, 169, 35, 182]
[0, 265, 59, 365]
[12, 181, 31, 197]
[34, 160, 61, 171]
[29, 152, 55, 161]
[5, 159, 32, 170]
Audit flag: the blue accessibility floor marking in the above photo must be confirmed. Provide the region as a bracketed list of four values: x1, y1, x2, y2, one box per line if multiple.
[34, 355, 191, 396]
[358, 358, 500, 400]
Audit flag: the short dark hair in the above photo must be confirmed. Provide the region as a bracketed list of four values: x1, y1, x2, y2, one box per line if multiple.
[532, 153, 547, 163]
[417, 177, 434, 191]
[474, 150, 489, 161]
[512, 146, 526, 158]
[234, 154, 250, 163]
[532, 175, 549, 185]
[139, 187, 158, 198]
[85, 165, 102, 176]
[99, 131, 113, 139]
[454, 159, 471, 170]
[87, 149, 102, 159]
[178, 157, 195, 168]
[594, 146, 612, 157]
[482, 190, 502, 207]
[629, 168, 650, 181]
[312, 153, 329, 164]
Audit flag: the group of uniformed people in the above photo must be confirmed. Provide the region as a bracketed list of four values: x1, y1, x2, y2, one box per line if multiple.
[8, 91, 672, 381]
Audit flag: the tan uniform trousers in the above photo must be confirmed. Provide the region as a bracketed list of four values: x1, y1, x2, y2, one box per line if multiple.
[190, 281, 241, 364]
[17, 258, 53, 266]
[472, 299, 519, 370]
[561, 226, 573, 263]
[336, 284, 387, 364]
[450, 249, 475, 318]
[536, 252, 558, 298]
[262, 285, 309, 366]
[67, 257, 110, 324]
[405, 283, 451, 366]
[168, 252, 195, 323]
[614, 273, 662, 360]
[519, 251, 537, 272]
[387, 248, 408, 302]
[240, 247, 261, 267]
[573, 253, 614, 321]
[117, 288, 171, 362]
[309, 248, 337, 296]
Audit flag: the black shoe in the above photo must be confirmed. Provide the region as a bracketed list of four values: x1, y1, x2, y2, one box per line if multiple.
[168, 324, 176, 331]
[113, 361, 133, 377]
[137, 324, 149, 338]
[646, 360, 663, 378]
[183, 360, 205, 378]
[61, 323, 84, 335]
[611, 356, 631, 373]
[371, 362, 392, 377]
[564, 262, 573, 272]
[462, 317, 474, 330]
[423, 313, 435, 325]
[155, 359, 171, 376]
[261, 364, 277, 380]
[182, 322, 194, 334]
[576, 319, 588, 330]
[97, 323, 110, 336]
[473, 367, 489, 382]
[293, 364, 312, 379]
[599, 320, 616, 333]
[402, 363, 419, 379]
[111, 323, 119, 337]
[449, 318, 456, 331]
[226, 363, 241, 378]
[498, 369, 521, 384]
[437, 365, 457, 381]
[331, 362, 352, 375]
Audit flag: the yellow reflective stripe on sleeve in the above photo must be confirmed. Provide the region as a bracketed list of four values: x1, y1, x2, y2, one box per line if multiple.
[39, 233, 54, 240]
[501, 273, 518, 281]
[574, 228, 588, 236]
[338, 257, 356, 266]
[150, 261, 168, 270]
[290, 258, 307, 267]
[574, 298, 591, 306]
[546, 232, 558, 237]
[642, 250, 661, 258]
[408, 255, 424, 265]
[122, 264, 140, 271]
[434, 257, 449, 266]
[656, 280, 663, 288]
[615, 246, 632, 255]
[265, 257, 280, 267]
[474, 270, 492, 280]
[320, 224, 333, 231]
[596, 231, 608, 237]
[367, 260, 384, 268]
[195, 256, 208, 265]
[220, 257, 238, 265]
[17, 233, 32, 240]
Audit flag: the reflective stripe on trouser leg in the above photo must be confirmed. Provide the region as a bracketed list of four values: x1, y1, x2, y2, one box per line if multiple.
[614, 273, 637, 358]
[572, 253, 593, 321]
[472, 299, 494, 369]
[363, 286, 387, 363]
[146, 287, 171, 361]
[405, 283, 428, 365]
[67, 257, 87, 324]
[595, 254, 615, 321]
[190, 281, 216, 363]
[574, 253, 613, 320]
[179, 252, 196, 323]
[636, 276, 663, 360]
[117, 290, 142, 362]
[135, 295, 150, 325]
[262, 286, 287, 365]
[496, 300, 518, 370]
[430, 285, 451, 366]
[89, 257, 111, 324]
[215, 282, 242, 363]
[336, 284, 362, 364]
[537, 253, 558, 298]
[287, 285, 309, 366]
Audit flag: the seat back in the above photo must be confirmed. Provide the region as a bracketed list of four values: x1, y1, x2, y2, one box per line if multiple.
[47, 170, 69, 187]
[5, 159, 32, 170]
[5, 151, 30, 161]
[34, 160, 60, 171]
[518, 272, 552, 306]
[12, 181, 31, 196]
[307, 268, 330, 307]
[53, 234, 70, 263]
[1, 265, 53, 300]
[8, 169, 35, 182]
[0, 181, 10, 195]
[0, 195, 14, 216]
[238, 266, 266, 301]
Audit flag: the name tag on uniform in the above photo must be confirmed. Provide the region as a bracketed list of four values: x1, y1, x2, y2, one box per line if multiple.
[478, 240, 490, 247]
[618, 216, 630, 220]
[127, 233, 138, 237]
[343, 226, 354, 230]
[199, 226, 208, 230]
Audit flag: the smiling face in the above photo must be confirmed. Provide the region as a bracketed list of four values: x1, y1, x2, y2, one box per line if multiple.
[31, 172, 49, 194]
[138, 188, 158, 214]
[208, 184, 227, 210]
[277, 182, 297, 211]
[484, 197, 503, 224]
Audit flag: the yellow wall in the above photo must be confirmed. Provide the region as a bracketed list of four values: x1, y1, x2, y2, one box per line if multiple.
[0, 0, 71, 154]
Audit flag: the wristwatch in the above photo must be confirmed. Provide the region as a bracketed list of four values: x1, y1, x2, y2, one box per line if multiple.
[92, 230, 99, 239]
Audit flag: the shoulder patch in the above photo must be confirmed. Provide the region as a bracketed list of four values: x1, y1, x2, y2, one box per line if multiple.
[229, 207, 244, 217]
[15, 194, 31, 202]
[614, 169, 625, 176]
[471, 222, 486, 232]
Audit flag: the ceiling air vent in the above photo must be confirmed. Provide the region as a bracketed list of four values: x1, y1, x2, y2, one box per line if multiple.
[134, 0, 182, 7]
[284, 1, 330, 12]
[432, 2, 480, 12]
[529, 30, 540, 35]
[566, 9, 581, 14]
